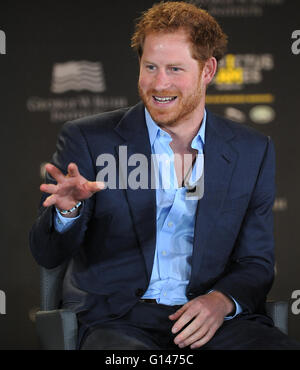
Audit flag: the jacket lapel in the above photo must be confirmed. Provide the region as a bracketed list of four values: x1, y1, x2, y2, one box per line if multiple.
[114, 102, 157, 282]
[189, 110, 238, 288]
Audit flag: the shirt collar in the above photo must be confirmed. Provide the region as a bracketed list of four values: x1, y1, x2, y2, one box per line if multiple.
[145, 107, 206, 149]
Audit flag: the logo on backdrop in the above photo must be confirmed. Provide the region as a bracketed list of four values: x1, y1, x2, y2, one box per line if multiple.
[51, 61, 106, 94]
[0, 30, 6, 55]
[0, 290, 6, 314]
[213, 54, 274, 91]
[291, 30, 300, 55]
[188, 0, 286, 18]
[223, 105, 276, 125]
[206, 53, 276, 125]
[27, 60, 128, 123]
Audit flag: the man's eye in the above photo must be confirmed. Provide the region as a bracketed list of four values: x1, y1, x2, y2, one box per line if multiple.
[146, 65, 156, 71]
[171, 67, 181, 72]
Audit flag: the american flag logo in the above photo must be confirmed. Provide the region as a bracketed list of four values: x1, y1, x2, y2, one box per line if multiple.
[51, 60, 106, 94]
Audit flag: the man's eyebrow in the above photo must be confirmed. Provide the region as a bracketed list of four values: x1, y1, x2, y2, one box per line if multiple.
[167, 63, 185, 67]
[142, 60, 185, 67]
[142, 60, 157, 65]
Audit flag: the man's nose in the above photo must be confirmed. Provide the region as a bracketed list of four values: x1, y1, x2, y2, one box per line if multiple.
[153, 69, 171, 91]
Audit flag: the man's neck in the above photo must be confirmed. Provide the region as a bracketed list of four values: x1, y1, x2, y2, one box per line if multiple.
[159, 108, 204, 151]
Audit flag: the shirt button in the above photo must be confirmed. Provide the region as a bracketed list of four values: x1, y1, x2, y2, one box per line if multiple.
[163, 292, 167, 297]
[162, 251, 167, 256]
[167, 221, 173, 228]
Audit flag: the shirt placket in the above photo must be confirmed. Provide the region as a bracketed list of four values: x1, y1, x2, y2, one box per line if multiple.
[157, 188, 185, 302]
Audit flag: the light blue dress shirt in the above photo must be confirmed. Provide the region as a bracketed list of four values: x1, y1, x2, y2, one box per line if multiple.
[54, 108, 242, 318]
[141, 108, 205, 305]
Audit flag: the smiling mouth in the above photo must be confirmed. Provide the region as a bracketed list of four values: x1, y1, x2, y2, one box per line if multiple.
[153, 96, 177, 104]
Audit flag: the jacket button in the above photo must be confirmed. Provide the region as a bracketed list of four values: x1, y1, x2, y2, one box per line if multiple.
[135, 288, 144, 297]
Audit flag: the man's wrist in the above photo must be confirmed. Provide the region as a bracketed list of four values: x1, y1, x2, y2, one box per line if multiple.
[57, 201, 82, 218]
[209, 290, 235, 317]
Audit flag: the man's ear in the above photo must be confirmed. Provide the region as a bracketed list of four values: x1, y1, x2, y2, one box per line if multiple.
[202, 57, 217, 86]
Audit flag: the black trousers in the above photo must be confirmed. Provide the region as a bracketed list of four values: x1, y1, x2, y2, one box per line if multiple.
[80, 301, 300, 350]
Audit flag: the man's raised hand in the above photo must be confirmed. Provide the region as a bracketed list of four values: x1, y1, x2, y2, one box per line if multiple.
[40, 163, 104, 213]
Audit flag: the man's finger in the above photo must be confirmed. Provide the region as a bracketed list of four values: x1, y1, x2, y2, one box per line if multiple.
[43, 194, 58, 207]
[40, 183, 58, 194]
[45, 163, 65, 183]
[190, 328, 215, 349]
[169, 310, 183, 321]
[169, 303, 189, 321]
[68, 163, 80, 177]
[174, 319, 200, 345]
[171, 307, 197, 334]
[84, 181, 105, 193]
[174, 318, 210, 348]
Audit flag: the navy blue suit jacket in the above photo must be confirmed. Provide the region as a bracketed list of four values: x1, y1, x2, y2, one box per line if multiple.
[30, 102, 276, 331]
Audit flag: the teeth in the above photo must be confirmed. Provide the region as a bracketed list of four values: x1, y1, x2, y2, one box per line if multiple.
[154, 96, 176, 103]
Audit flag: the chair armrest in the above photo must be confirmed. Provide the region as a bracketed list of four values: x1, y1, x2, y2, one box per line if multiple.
[35, 309, 78, 350]
[266, 300, 288, 335]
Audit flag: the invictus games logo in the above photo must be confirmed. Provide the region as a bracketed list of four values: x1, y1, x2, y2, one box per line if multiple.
[213, 54, 274, 91]
[0, 30, 6, 55]
[207, 53, 276, 125]
[291, 30, 300, 55]
[0, 290, 6, 314]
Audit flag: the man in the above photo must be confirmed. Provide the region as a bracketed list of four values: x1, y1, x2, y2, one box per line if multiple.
[30, 2, 300, 349]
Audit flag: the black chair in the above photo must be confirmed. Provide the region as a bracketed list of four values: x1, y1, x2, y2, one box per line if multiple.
[35, 263, 289, 350]
[35, 262, 78, 350]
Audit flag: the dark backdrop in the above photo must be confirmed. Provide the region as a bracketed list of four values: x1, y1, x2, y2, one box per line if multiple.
[0, 0, 299, 349]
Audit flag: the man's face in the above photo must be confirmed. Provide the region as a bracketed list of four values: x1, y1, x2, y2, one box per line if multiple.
[138, 29, 204, 127]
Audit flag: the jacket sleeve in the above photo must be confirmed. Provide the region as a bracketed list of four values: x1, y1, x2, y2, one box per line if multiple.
[29, 121, 96, 269]
[212, 137, 276, 314]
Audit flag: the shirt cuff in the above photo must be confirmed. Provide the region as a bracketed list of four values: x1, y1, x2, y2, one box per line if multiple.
[54, 207, 81, 233]
[224, 295, 243, 320]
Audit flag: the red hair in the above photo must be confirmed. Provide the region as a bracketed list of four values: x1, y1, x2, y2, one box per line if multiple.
[131, 1, 227, 62]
